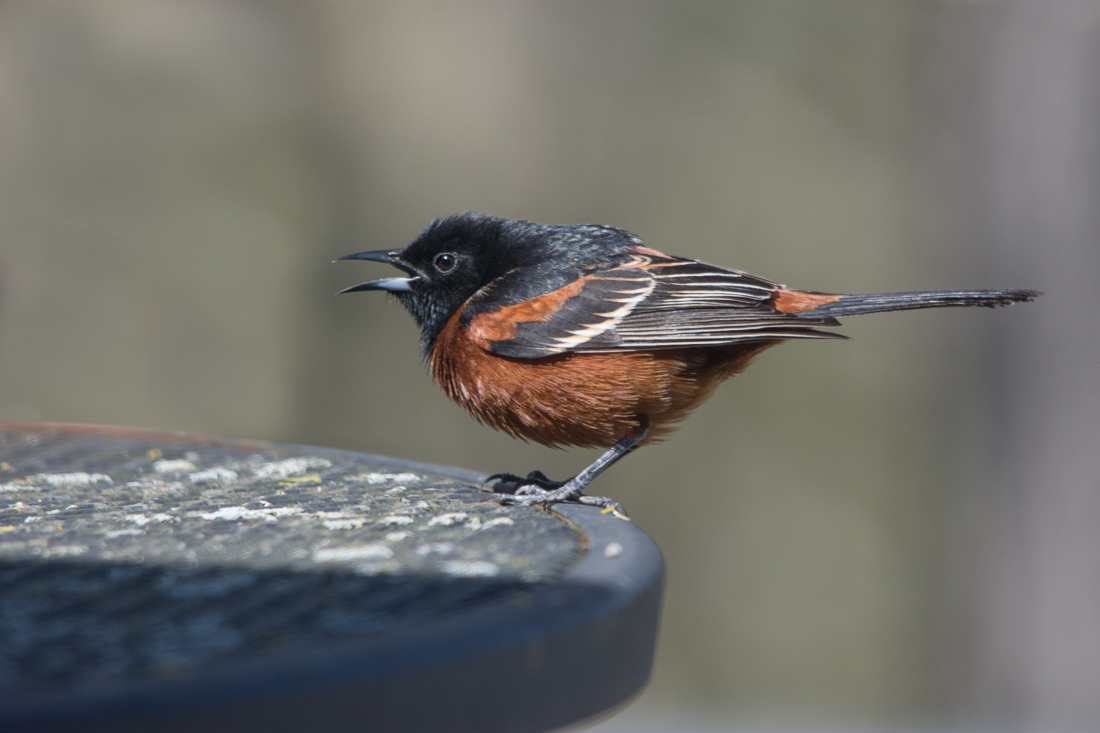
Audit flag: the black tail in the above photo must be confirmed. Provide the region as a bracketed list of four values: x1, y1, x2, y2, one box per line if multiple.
[808, 289, 1041, 319]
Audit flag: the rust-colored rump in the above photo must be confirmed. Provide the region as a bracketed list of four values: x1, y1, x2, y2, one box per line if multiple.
[770, 289, 841, 314]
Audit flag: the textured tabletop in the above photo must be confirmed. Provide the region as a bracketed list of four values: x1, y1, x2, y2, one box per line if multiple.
[0, 423, 662, 733]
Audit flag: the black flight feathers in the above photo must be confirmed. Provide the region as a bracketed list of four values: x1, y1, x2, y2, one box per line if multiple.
[473, 258, 846, 359]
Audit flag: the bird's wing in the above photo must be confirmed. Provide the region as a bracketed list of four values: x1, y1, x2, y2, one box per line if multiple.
[466, 254, 845, 359]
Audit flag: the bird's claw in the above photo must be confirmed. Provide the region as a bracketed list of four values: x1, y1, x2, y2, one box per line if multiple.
[483, 476, 629, 519]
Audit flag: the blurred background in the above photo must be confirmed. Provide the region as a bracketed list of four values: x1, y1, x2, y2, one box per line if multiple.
[0, 1, 1096, 731]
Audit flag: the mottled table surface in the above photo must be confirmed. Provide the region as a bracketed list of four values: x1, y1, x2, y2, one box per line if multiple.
[0, 423, 663, 733]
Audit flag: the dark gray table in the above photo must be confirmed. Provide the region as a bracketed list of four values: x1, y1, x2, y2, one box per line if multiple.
[0, 423, 663, 733]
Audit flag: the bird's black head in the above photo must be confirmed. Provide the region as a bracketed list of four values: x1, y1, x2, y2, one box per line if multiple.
[337, 212, 644, 357]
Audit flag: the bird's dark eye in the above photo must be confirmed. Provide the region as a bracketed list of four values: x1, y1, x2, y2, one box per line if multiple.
[433, 253, 457, 273]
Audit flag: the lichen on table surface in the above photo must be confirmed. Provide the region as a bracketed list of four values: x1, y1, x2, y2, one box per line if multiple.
[0, 426, 584, 696]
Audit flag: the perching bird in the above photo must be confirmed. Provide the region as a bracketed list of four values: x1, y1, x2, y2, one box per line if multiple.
[338, 212, 1039, 517]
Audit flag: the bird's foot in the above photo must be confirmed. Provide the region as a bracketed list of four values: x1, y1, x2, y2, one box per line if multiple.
[484, 472, 629, 519]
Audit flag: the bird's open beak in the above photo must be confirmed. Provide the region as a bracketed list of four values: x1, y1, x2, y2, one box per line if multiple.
[335, 249, 419, 294]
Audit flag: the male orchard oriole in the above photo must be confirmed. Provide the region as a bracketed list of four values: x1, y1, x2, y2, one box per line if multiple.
[339, 212, 1038, 517]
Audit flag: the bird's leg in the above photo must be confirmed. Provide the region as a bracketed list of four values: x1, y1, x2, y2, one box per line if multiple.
[487, 420, 648, 518]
